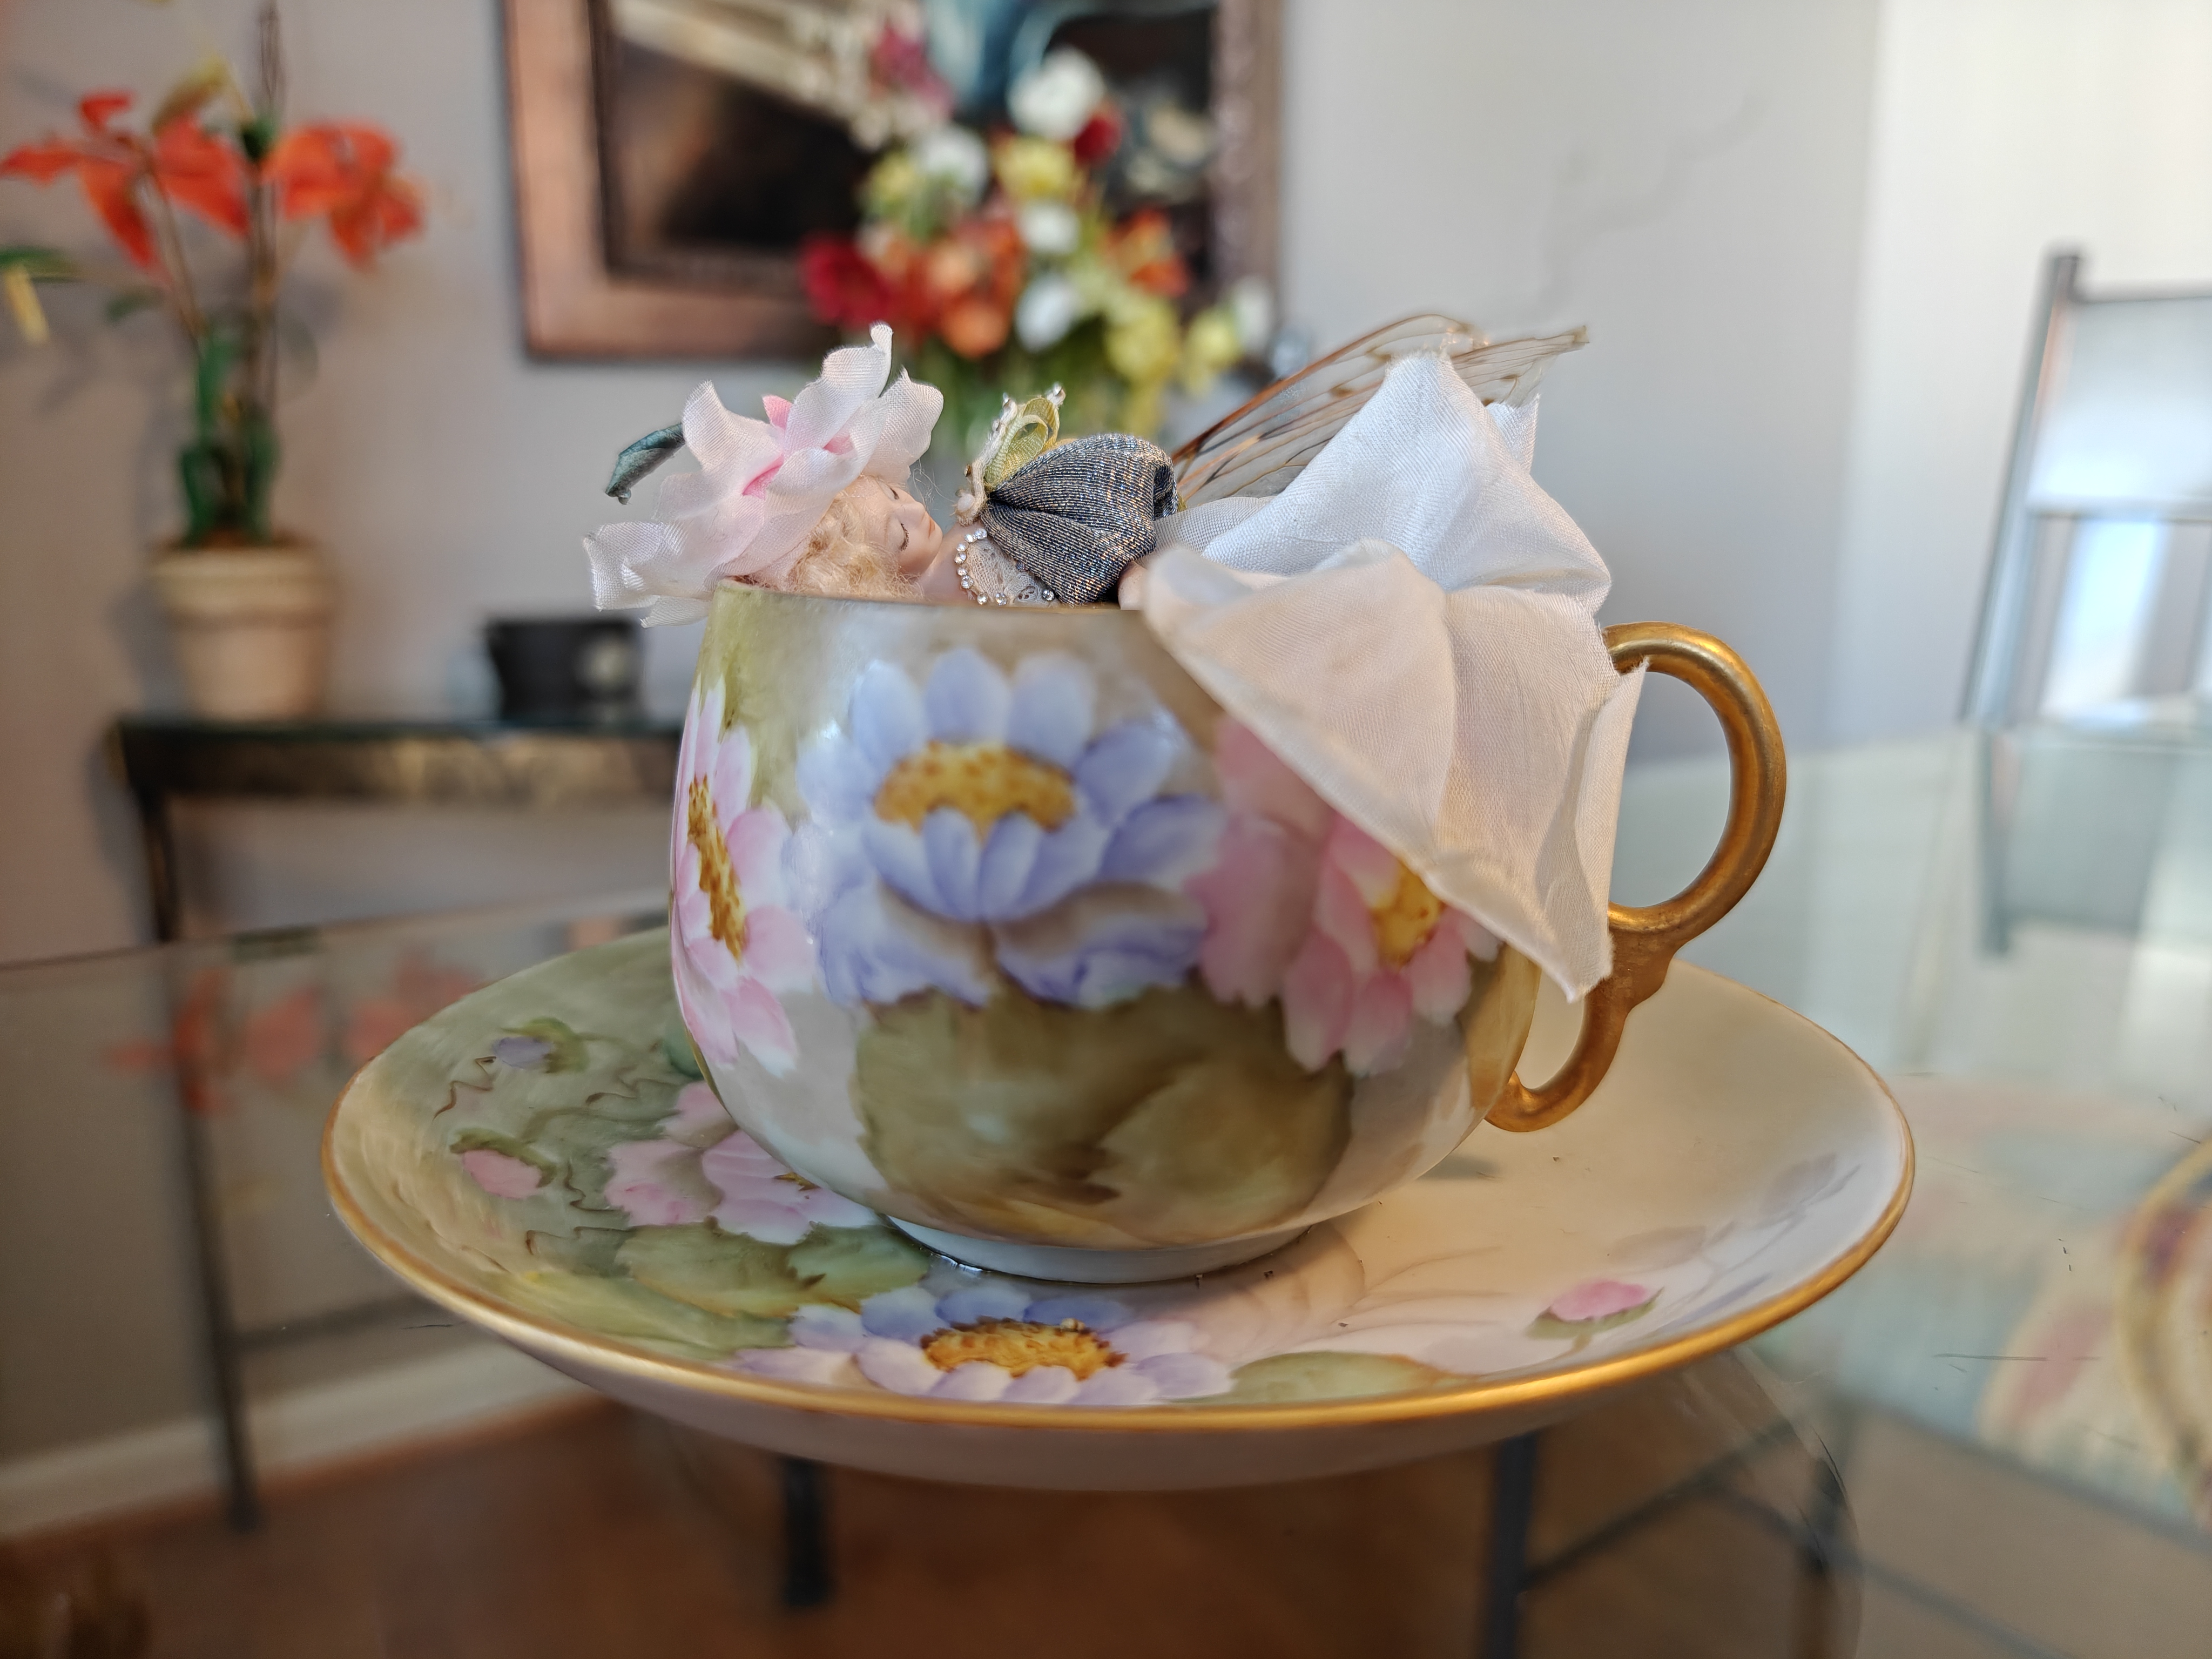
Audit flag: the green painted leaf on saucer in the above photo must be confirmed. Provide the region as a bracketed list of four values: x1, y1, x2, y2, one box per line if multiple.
[786, 1224, 932, 1304]
[616, 1222, 926, 1320]
[502, 1269, 786, 1359]
[1211, 1352, 1455, 1405]
[500, 1016, 597, 1074]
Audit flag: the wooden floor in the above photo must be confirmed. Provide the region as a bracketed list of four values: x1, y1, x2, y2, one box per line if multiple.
[15, 1356, 1849, 1658]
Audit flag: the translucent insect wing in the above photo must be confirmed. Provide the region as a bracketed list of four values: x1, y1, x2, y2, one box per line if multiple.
[1171, 315, 1589, 507]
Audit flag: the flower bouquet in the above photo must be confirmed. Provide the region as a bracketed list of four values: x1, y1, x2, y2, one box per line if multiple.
[797, 45, 1269, 458]
[1, 5, 422, 717]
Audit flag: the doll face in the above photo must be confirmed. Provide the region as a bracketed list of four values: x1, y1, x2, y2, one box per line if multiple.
[844, 476, 943, 582]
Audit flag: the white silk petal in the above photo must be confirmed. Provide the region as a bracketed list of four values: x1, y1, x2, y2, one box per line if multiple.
[784, 322, 892, 451]
[680, 381, 774, 481]
[863, 373, 946, 481]
[582, 519, 676, 607]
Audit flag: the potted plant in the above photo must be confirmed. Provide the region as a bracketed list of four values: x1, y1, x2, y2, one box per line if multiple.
[0, 6, 422, 718]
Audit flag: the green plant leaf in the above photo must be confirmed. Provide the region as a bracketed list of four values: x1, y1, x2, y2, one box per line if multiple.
[237, 114, 276, 165]
[192, 329, 238, 437]
[241, 407, 278, 543]
[0, 245, 77, 281]
[177, 442, 222, 546]
[104, 288, 163, 323]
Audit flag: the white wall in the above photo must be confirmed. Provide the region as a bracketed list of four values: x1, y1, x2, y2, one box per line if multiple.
[0, 0, 1887, 962]
[1280, 0, 1880, 763]
[1827, 0, 2212, 743]
[0, 0, 765, 962]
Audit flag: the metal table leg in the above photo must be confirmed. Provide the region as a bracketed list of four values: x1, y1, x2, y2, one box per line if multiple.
[132, 785, 261, 1534]
[1480, 1433, 1540, 1659]
[780, 1457, 832, 1607]
[171, 1083, 261, 1532]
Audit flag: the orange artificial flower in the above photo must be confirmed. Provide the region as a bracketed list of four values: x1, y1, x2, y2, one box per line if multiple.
[1102, 207, 1189, 299]
[151, 117, 248, 237]
[940, 294, 1009, 357]
[0, 91, 248, 269]
[264, 122, 422, 268]
[1, 91, 155, 266]
[78, 91, 134, 132]
[929, 212, 1023, 357]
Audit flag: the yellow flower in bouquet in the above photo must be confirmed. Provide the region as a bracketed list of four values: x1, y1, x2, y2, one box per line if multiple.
[1104, 293, 1181, 433]
[1108, 296, 1178, 347]
[1178, 304, 1245, 395]
[992, 134, 1078, 203]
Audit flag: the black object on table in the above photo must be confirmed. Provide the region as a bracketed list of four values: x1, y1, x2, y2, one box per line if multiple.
[484, 616, 643, 723]
[106, 714, 682, 1530]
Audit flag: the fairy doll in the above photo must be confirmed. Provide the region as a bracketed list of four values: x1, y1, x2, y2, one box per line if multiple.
[585, 316, 1583, 616]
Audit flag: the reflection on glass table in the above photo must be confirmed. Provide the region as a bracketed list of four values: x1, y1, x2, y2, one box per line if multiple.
[3, 725, 2210, 1656]
[1623, 726, 2212, 1659]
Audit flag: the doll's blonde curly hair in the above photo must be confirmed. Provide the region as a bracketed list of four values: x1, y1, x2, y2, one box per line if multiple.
[773, 478, 921, 601]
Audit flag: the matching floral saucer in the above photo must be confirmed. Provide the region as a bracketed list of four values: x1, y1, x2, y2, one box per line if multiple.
[323, 931, 1911, 1489]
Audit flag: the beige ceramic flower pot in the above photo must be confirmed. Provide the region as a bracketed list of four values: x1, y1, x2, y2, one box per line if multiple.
[150, 546, 335, 720]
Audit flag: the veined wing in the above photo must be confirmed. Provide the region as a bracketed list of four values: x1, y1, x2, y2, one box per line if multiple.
[1171, 315, 1588, 507]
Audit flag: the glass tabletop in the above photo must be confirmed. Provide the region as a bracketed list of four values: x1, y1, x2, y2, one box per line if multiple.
[4, 726, 2208, 1658]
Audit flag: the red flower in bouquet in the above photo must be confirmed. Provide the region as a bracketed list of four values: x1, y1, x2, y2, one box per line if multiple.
[800, 234, 898, 335]
[1071, 106, 1123, 169]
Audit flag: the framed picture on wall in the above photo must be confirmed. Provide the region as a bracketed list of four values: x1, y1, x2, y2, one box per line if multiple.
[502, 0, 1282, 361]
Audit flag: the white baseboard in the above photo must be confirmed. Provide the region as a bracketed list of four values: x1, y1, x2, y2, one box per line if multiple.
[0, 1343, 590, 1539]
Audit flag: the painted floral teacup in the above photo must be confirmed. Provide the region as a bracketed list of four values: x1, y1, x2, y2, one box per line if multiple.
[672, 583, 1783, 1283]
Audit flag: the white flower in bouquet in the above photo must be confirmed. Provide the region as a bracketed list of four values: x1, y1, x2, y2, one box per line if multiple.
[911, 123, 989, 206]
[1228, 275, 1274, 354]
[1015, 198, 1080, 258]
[1008, 47, 1105, 141]
[1014, 271, 1084, 349]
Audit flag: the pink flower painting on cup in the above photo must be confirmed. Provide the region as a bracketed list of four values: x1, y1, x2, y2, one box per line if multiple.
[1188, 720, 1499, 1076]
[671, 683, 815, 1075]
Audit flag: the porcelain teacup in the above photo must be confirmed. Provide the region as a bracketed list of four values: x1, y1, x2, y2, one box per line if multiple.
[671, 583, 1783, 1283]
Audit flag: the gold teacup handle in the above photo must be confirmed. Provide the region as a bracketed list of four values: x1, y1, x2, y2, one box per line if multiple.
[1484, 622, 1787, 1132]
